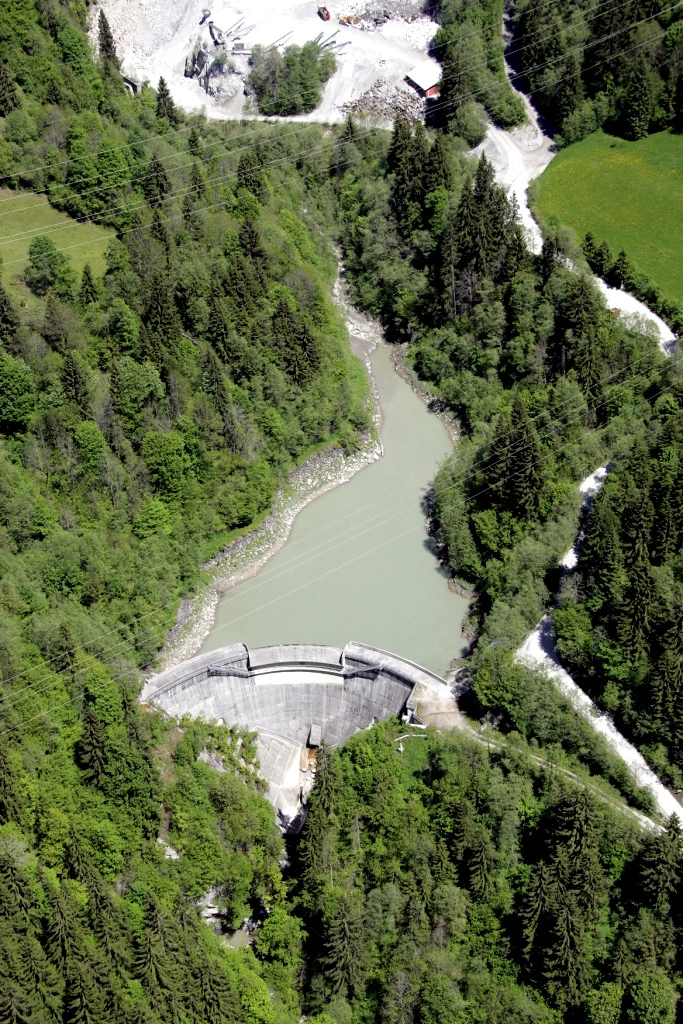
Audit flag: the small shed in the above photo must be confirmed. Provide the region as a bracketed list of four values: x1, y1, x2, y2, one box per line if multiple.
[308, 724, 322, 747]
[405, 60, 441, 98]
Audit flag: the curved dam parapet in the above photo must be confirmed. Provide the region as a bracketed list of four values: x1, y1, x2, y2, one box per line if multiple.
[142, 642, 451, 829]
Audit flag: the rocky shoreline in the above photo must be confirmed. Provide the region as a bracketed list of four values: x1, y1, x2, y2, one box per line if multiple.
[151, 432, 383, 674]
[152, 272, 384, 676]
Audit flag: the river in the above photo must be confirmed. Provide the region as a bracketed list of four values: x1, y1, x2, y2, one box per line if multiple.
[200, 338, 469, 676]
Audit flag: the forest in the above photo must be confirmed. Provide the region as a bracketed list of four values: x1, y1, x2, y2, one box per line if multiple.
[511, 0, 683, 143]
[247, 42, 337, 117]
[1, 0, 683, 1022]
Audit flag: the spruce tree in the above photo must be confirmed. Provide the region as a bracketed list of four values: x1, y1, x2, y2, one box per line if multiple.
[558, 52, 584, 123]
[439, 43, 467, 128]
[150, 207, 170, 251]
[624, 59, 652, 140]
[595, 240, 612, 277]
[155, 77, 177, 125]
[0, 743, 23, 827]
[236, 149, 264, 199]
[506, 394, 544, 520]
[544, 899, 590, 1008]
[468, 829, 494, 900]
[640, 816, 682, 917]
[190, 160, 204, 195]
[582, 232, 598, 271]
[0, 64, 19, 118]
[202, 348, 229, 416]
[322, 893, 367, 997]
[63, 959, 106, 1024]
[611, 249, 634, 290]
[523, 861, 553, 954]
[386, 116, 412, 175]
[78, 264, 98, 306]
[424, 132, 453, 194]
[187, 126, 201, 156]
[61, 352, 90, 411]
[98, 10, 119, 67]
[77, 703, 107, 786]
[0, 983, 36, 1024]
[239, 218, 268, 286]
[144, 154, 170, 205]
[0, 283, 19, 347]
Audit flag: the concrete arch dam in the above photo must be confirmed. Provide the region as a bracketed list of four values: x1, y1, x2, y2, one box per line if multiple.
[141, 642, 451, 829]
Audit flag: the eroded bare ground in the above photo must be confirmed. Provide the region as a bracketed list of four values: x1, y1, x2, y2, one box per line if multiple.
[411, 681, 466, 731]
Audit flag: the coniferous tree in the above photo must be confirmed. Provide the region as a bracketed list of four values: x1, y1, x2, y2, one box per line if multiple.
[388, 117, 417, 233]
[423, 131, 453, 194]
[239, 219, 268, 285]
[674, 67, 683, 129]
[144, 154, 170, 205]
[0, 744, 23, 828]
[150, 207, 170, 251]
[640, 816, 682, 917]
[558, 52, 584, 123]
[505, 395, 544, 519]
[582, 232, 598, 272]
[78, 264, 98, 306]
[624, 59, 652, 139]
[202, 348, 229, 416]
[155, 77, 177, 125]
[544, 899, 590, 1008]
[145, 272, 180, 345]
[611, 249, 634, 290]
[595, 239, 612, 277]
[187, 126, 201, 156]
[98, 11, 119, 67]
[439, 43, 467, 127]
[77, 702, 107, 786]
[523, 861, 553, 954]
[60, 352, 90, 411]
[63, 959, 107, 1024]
[322, 893, 367, 997]
[236, 149, 264, 199]
[190, 160, 204, 195]
[0, 983, 36, 1024]
[0, 284, 19, 348]
[0, 64, 19, 118]
[468, 829, 494, 899]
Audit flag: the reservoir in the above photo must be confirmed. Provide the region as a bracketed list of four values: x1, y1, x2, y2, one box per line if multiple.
[201, 340, 468, 675]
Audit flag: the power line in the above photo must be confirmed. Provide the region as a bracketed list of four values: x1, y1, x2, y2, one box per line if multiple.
[1, 351, 672, 714]
[1, 376, 676, 740]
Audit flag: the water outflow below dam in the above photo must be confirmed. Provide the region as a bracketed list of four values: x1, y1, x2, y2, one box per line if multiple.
[201, 341, 469, 676]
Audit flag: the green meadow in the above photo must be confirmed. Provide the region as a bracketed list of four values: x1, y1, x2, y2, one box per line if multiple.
[0, 189, 111, 303]
[535, 130, 683, 306]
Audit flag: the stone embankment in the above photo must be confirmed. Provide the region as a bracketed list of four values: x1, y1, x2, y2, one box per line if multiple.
[341, 79, 425, 122]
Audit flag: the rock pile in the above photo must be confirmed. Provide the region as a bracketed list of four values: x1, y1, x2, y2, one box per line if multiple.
[341, 78, 425, 122]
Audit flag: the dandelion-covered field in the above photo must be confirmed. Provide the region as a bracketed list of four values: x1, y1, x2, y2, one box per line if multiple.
[535, 130, 683, 306]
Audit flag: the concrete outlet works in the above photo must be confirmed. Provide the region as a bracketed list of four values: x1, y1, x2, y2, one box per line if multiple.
[141, 642, 455, 831]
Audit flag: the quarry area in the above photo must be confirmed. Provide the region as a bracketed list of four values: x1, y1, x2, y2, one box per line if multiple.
[91, 0, 440, 123]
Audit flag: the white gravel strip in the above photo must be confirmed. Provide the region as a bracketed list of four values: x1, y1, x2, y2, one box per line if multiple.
[517, 618, 681, 820]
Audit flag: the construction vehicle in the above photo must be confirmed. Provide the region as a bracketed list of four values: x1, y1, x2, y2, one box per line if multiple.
[317, 6, 331, 19]
[339, 14, 360, 24]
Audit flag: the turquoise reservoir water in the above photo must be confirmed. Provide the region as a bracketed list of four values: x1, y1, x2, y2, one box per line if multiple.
[201, 342, 468, 675]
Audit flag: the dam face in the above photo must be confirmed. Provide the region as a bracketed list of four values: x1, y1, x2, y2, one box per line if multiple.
[141, 642, 450, 829]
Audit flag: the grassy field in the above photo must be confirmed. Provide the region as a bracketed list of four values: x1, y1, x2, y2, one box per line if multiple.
[0, 189, 111, 305]
[535, 130, 683, 306]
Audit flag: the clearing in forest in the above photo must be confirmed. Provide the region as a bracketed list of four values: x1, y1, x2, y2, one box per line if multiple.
[0, 189, 111, 301]
[535, 130, 683, 307]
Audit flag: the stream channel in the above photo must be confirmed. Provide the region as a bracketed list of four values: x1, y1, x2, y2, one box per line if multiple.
[200, 328, 469, 677]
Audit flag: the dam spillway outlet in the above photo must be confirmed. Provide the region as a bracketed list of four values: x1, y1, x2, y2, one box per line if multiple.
[141, 642, 452, 830]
